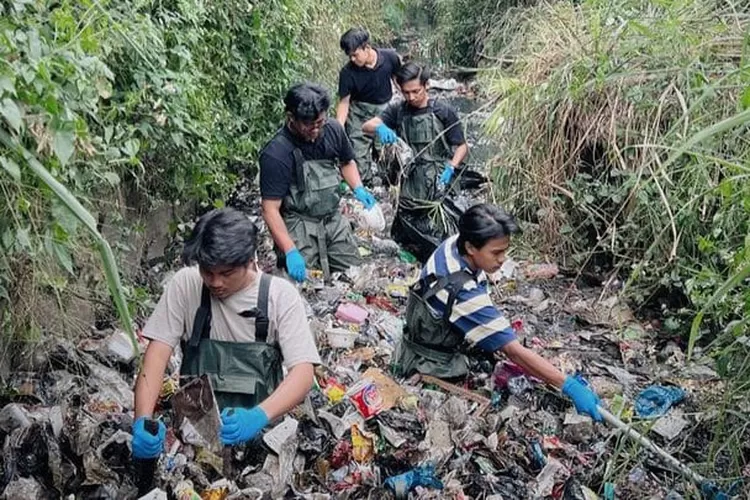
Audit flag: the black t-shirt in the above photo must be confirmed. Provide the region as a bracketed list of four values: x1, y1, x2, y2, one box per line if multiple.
[260, 119, 354, 200]
[338, 48, 401, 105]
[380, 99, 466, 146]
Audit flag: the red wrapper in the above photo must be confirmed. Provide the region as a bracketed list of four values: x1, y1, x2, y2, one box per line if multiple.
[348, 381, 383, 419]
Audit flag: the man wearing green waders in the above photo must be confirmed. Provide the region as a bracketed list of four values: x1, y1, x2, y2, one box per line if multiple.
[132, 208, 320, 459]
[395, 203, 603, 422]
[363, 62, 469, 262]
[261, 82, 377, 282]
[363, 62, 468, 202]
[336, 27, 401, 185]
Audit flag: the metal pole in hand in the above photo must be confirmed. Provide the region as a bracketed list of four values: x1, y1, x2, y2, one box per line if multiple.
[598, 406, 707, 485]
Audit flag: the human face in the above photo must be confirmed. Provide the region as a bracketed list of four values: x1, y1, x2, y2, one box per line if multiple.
[400, 79, 428, 109]
[199, 263, 251, 299]
[465, 236, 511, 275]
[349, 46, 369, 67]
[288, 112, 326, 142]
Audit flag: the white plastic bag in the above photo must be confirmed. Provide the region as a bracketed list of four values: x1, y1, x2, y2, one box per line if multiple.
[355, 202, 386, 232]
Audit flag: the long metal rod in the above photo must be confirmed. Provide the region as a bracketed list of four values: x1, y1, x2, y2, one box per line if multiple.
[598, 406, 707, 486]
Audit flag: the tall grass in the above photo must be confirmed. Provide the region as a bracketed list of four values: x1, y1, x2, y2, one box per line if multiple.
[482, 0, 750, 482]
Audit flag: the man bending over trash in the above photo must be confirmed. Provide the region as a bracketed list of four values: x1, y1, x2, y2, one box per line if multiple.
[131, 208, 321, 460]
[394, 203, 602, 422]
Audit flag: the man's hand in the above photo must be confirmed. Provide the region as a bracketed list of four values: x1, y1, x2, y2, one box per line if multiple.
[220, 406, 269, 446]
[132, 417, 166, 459]
[285, 248, 306, 282]
[562, 376, 602, 422]
[438, 162, 454, 185]
[353, 186, 376, 210]
[375, 123, 397, 145]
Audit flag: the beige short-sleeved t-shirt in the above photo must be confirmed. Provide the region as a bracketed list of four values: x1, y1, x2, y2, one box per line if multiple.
[142, 266, 321, 368]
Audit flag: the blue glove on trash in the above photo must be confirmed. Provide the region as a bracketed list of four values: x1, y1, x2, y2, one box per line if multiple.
[353, 186, 376, 210]
[220, 406, 269, 446]
[375, 123, 397, 145]
[132, 416, 166, 459]
[285, 248, 306, 282]
[438, 162, 454, 185]
[562, 375, 602, 422]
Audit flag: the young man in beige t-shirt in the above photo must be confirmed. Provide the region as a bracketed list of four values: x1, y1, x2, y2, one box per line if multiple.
[131, 208, 320, 460]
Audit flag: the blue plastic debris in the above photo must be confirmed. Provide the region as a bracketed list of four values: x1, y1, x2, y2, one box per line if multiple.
[528, 439, 547, 470]
[603, 482, 616, 500]
[635, 385, 686, 419]
[384, 463, 443, 499]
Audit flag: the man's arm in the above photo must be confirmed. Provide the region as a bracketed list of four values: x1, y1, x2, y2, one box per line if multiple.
[336, 95, 351, 127]
[364, 102, 399, 136]
[258, 363, 314, 420]
[362, 116, 383, 136]
[134, 340, 173, 418]
[449, 143, 469, 168]
[501, 340, 566, 388]
[340, 160, 364, 189]
[262, 199, 295, 254]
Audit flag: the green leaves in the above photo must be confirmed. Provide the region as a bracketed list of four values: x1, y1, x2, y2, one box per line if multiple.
[52, 129, 76, 166]
[0, 98, 23, 132]
[0, 156, 21, 181]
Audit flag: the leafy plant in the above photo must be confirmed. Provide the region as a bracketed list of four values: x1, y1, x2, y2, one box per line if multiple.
[0, 0, 394, 349]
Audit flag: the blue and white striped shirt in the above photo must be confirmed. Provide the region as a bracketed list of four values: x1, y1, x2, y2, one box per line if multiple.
[420, 235, 517, 352]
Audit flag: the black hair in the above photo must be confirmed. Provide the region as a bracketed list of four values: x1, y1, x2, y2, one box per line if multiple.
[457, 204, 519, 255]
[284, 82, 331, 122]
[340, 27, 370, 55]
[395, 62, 431, 86]
[182, 208, 258, 268]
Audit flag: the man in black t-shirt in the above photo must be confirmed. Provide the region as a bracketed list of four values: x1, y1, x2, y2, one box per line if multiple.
[363, 62, 468, 201]
[260, 83, 377, 282]
[336, 27, 401, 185]
[363, 63, 469, 260]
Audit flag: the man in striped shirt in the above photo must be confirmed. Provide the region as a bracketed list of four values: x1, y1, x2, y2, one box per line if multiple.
[396, 204, 602, 421]
[421, 233, 517, 352]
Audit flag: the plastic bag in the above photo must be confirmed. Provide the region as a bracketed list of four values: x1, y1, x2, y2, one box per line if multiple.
[384, 463, 443, 498]
[391, 197, 463, 263]
[635, 385, 686, 418]
[354, 202, 386, 232]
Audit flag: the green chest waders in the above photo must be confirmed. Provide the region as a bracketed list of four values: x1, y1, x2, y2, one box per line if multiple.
[346, 100, 388, 185]
[394, 270, 475, 379]
[180, 274, 283, 410]
[398, 104, 453, 201]
[277, 142, 361, 279]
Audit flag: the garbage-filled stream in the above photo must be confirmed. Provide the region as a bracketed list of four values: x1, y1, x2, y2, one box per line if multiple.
[0, 82, 743, 500]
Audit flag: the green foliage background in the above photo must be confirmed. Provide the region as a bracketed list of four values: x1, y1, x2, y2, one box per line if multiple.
[419, 0, 750, 480]
[0, 0, 394, 342]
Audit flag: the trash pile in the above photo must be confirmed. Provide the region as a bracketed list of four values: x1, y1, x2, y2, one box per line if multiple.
[0, 204, 740, 499]
[0, 85, 743, 500]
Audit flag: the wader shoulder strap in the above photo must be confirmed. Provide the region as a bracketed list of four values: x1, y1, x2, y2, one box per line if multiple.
[256, 273, 271, 343]
[237, 273, 272, 343]
[189, 285, 212, 347]
[421, 270, 475, 323]
[277, 130, 307, 192]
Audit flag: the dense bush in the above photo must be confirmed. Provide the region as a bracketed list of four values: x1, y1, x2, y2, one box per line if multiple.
[481, 0, 750, 474]
[0, 0, 392, 341]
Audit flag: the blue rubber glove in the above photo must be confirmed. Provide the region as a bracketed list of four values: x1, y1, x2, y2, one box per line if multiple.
[353, 186, 376, 210]
[375, 123, 397, 145]
[285, 248, 306, 283]
[132, 416, 166, 459]
[438, 162, 454, 185]
[220, 406, 269, 446]
[562, 376, 602, 422]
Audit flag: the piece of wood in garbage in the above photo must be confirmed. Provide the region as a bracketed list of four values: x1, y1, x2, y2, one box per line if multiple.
[420, 374, 491, 406]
